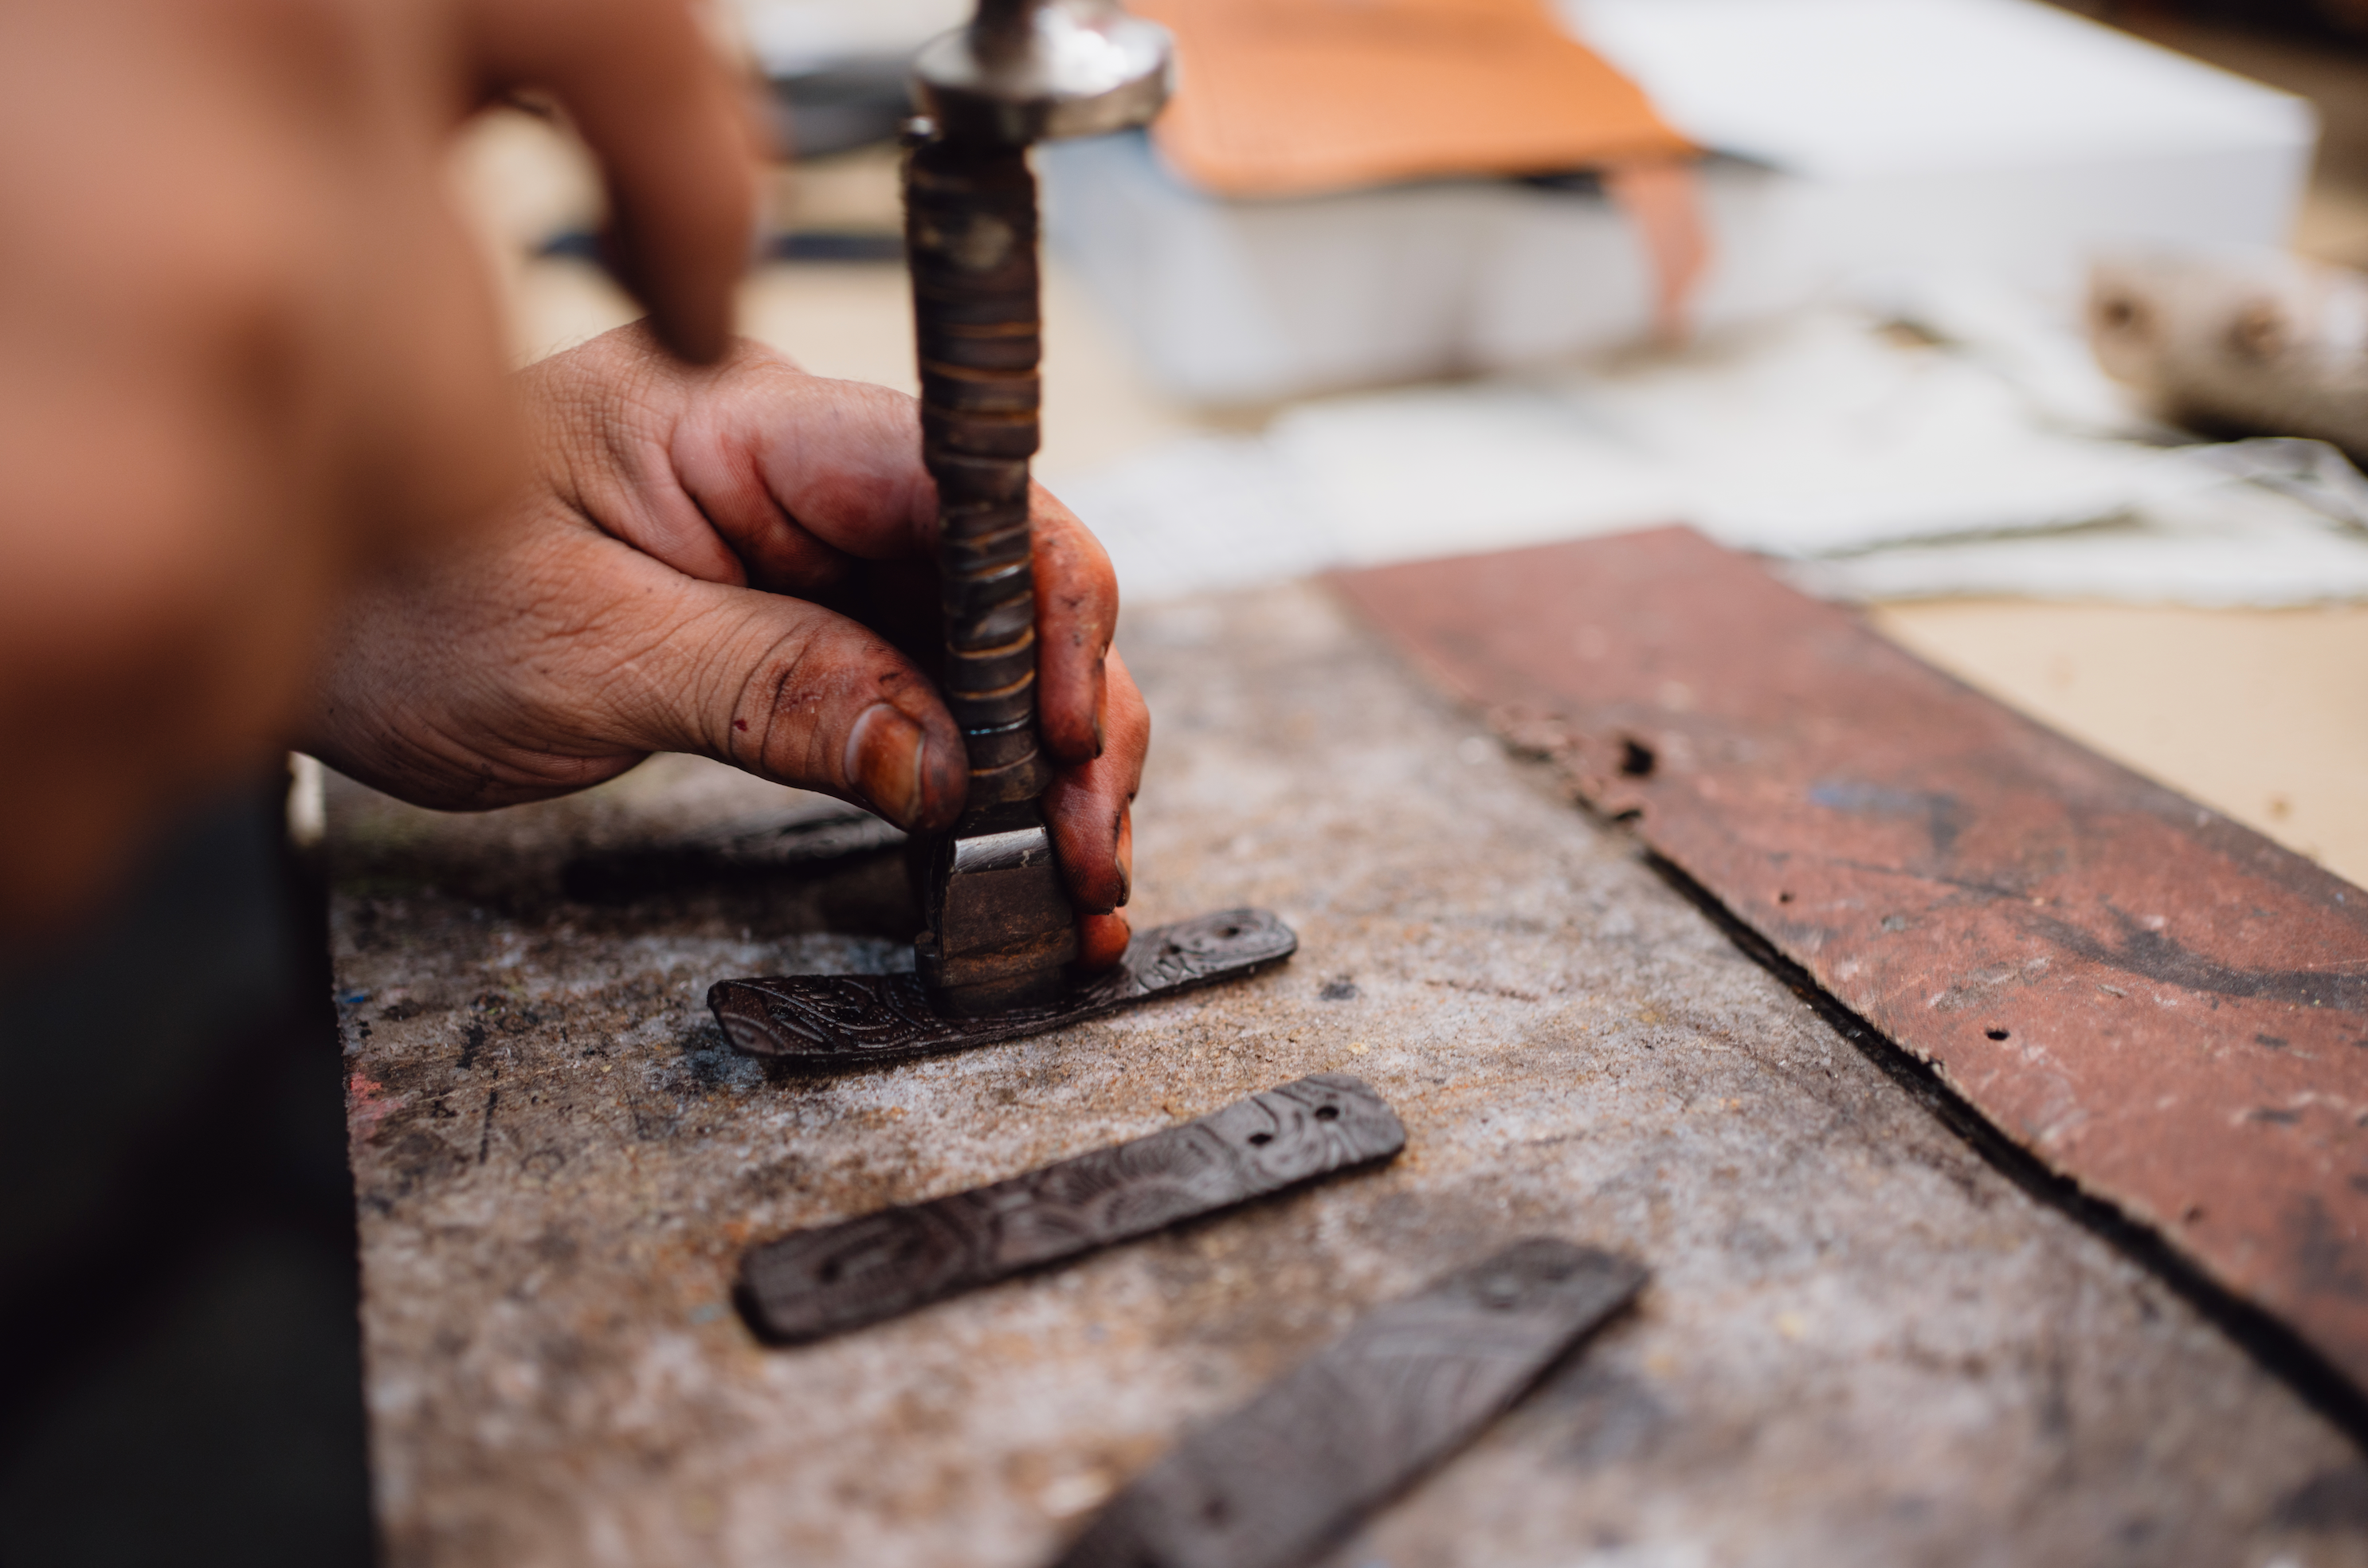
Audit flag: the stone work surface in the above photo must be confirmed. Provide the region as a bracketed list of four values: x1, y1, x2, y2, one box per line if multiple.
[330, 583, 2368, 1568]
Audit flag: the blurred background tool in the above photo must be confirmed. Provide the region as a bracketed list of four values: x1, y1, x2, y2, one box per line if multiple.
[2089, 246, 2368, 460]
[900, 0, 1175, 1013]
[766, 58, 915, 160]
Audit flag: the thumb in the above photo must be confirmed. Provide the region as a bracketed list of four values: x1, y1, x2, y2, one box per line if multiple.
[590, 566, 970, 830]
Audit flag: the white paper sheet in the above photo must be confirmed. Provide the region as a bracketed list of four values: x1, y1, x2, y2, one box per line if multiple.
[1044, 295, 2368, 609]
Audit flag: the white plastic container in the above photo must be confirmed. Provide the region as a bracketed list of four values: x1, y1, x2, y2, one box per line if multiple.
[1040, 0, 2315, 405]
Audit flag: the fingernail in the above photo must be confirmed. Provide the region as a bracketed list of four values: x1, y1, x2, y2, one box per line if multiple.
[845, 704, 927, 825]
[1114, 809, 1132, 906]
[1092, 667, 1108, 758]
[1076, 911, 1133, 973]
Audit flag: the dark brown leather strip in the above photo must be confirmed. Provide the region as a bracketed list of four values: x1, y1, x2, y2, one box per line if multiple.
[1052, 1240, 1646, 1568]
[739, 1074, 1404, 1344]
[708, 907, 1298, 1067]
[560, 806, 904, 902]
[1335, 525, 2368, 1395]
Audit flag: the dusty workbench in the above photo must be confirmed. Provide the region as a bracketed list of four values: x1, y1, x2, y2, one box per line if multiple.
[329, 580, 2365, 1566]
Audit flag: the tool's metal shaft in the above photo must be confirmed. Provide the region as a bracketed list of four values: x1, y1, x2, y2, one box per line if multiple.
[905, 119, 1076, 1014]
[904, 0, 1172, 1017]
[908, 136, 1053, 806]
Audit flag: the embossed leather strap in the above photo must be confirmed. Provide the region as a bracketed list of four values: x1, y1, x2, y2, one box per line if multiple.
[709, 908, 1296, 1067]
[738, 1074, 1404, 1343]
[1053, 1241, 1647, 1568]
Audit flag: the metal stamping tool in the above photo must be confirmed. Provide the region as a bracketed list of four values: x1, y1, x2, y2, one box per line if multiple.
[1053, 1241, 1649, 1568]
[708, 2, 1294, 1050]
[904, 0, 1176, 1016]
[737, 1074, 1404, 1343]
[705, 4, 1288, 1046]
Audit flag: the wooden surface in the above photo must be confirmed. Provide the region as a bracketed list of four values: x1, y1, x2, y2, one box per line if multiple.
[1872, 599, 2368, 889]
[375, 32, 2368, 1558]
[331, 582, 2366, 1566]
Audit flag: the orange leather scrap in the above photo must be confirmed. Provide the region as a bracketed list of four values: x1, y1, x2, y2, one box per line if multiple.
[1130, 0, 1697, 199]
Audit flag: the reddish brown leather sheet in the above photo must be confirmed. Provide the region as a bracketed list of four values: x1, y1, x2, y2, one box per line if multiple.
[1335, 526, 2368, 1390]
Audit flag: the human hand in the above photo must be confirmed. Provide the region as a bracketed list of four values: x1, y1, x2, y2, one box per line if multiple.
[0, 0, 757, 935]
[300, 325, 1147, 966]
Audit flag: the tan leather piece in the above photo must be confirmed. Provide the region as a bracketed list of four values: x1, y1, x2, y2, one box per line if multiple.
[1133, 0, 1696, 199]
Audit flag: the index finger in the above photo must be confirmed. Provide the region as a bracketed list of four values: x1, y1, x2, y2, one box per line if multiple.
[470, 0, 759, 363]
[1028, 485, 1118, 767]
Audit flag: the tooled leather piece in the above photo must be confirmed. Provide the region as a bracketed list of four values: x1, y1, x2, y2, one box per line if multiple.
[708, 907, 1297, 1068]
[1053, 1240, 1648, 1568]
[738, 1074, 1403, 1344]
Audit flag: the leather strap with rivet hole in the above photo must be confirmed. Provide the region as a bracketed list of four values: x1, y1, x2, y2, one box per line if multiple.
[737, 1073, 1404, 1344]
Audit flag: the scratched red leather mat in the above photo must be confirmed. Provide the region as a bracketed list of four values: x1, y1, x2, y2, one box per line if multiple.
[1335, 525, 2368, 1389]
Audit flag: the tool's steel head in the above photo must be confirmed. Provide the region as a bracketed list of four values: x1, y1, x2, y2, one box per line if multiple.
[915, 799, 1078, 1014]
[912, 0, 1173, 146]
